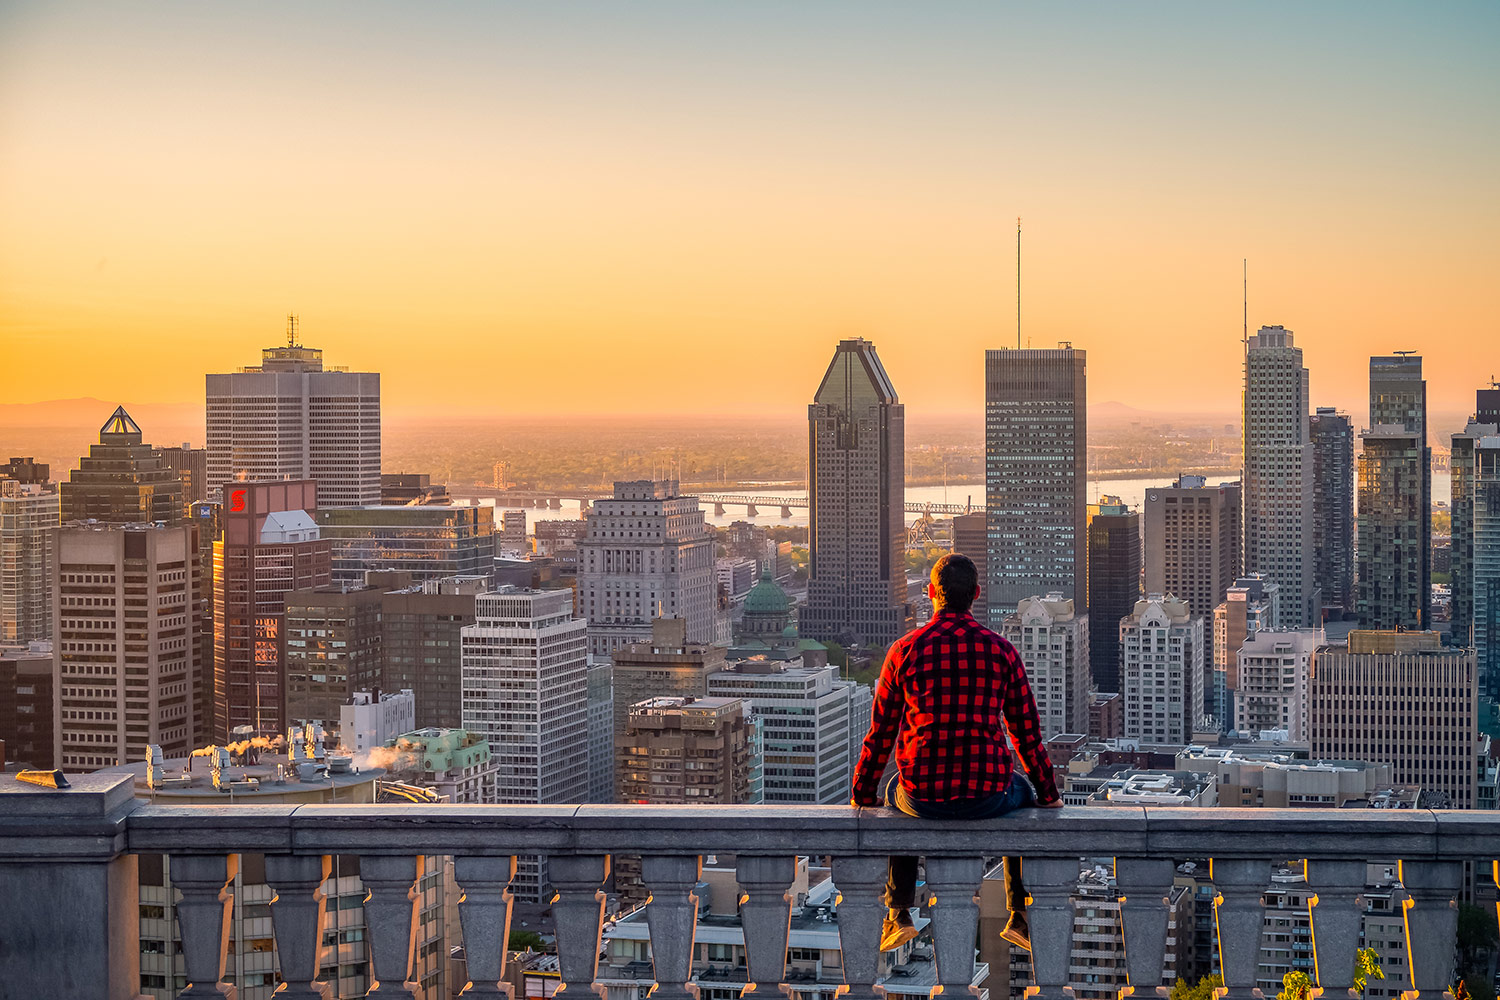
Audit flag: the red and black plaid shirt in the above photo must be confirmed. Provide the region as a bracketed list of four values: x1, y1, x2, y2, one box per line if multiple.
[850, 610, 1060, 807]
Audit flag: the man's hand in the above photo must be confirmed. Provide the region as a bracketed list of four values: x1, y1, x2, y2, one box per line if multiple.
[1036, 799, 1064, 809]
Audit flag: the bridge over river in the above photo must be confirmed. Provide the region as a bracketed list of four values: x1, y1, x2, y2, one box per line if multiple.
[446, 487, 984, 518]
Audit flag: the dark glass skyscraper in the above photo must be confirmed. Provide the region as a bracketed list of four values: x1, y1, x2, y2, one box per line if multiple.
[984, 347, 1087, 624]
[1357, 355, 1430, 630]
[1453, 392, 1500, 647]
[805, 339, 906, 646]
[1309, 408, 1355, 620]
[1086, 497, 1139, 694]
[61, 407, 183, 525]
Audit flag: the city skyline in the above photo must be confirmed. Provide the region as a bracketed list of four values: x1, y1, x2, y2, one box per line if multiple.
[3, 4, 1498, 419]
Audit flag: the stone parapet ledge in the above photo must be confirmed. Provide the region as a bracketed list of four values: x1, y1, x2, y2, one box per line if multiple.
[0, 772, 139, 861]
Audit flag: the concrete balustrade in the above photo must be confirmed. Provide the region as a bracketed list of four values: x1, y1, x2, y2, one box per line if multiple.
[1, 774, 1494, 1000]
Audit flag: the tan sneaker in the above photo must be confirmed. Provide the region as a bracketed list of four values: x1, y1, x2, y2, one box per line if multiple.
[880, 908, 920, 951]
[1000, 912, 1031, 951]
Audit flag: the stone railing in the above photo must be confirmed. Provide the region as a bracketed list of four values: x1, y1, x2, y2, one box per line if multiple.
[1, 772, 1495, 1000]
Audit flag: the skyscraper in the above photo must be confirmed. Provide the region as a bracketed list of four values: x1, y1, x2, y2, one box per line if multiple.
[460, 587, 588, 900]
[52, 522, 200, 768]
[1085, 497, 1139, 693]
[315, 504, 497, 584]
[1450, 392, 1498, 647]
[1357, 355, 1430, 630]
[805, 338, 906, 645]
[0, 480, 59, 644]
[214, 480, 331, 739]
[283, 584, 385, 729]
[1242, 326, 1318, 627]
[158, 444, 208, 508]
[205, 325, 381, 507]
[952, 511, 989, 624]
[1233, 629, 1320, 740]
[984, 346, 1087, 621]
[1212, 574, 1281, 729]
[379, 574, 487, 730]
[1003, 593, 1091, 738]
[576, 480, 715, 657]
[61, 407, 183, 525]
[1308, 408, 1355, 620]
[1310, 631, 1476, 808]
[1120, 594, 1204, 743]
[1145, 475, 1240, 711]
[1474, 435, 1500, 718]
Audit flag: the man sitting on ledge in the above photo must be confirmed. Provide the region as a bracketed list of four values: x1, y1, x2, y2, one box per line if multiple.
[850, 553, 1063, 953]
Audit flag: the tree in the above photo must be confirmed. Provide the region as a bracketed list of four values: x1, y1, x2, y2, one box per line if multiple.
[1353, 947, 1384, 996]
[1169, 974, 1222, 1000]
[1457, 901, 1498, 979]
[508, 929, 545, 952]
[1277, 971, 1314, 1000]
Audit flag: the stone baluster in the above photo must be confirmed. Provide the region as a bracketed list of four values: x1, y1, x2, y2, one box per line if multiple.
[264, 854, 333, 1000]
[362, 855, 426, 1000]
[1397, 860, 1461, 1000]
[830, 856, 889, 1000]
[1025, 857, 1082, 1000]
[737, 856, 796, 998]
[454, 855, 516, 996]
[550, 855, 612, 998]
[1306, 860, 1365, 1000]
[1211, 859, 1268, 1000]
[1117, 857, 1174, 999]
[171, 853, 239, 999]
[924, 857, 985, 1000]
[642, 854, 703, 1000]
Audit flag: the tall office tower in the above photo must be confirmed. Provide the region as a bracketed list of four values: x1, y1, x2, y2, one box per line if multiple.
[214, 481, 331, 739]
[1087, 497, 1140, 693]
[460, 587, 588, 901]
[1311, 631, 1477, 808]
[609, 618, 727, 742]
[0, 457, 49, 484]
[205, 327, 381, 508]
[157, 444, 208, 507]
[379, 575, 486, 729]
[577, 480, 715, 657]
[52, 522, 200, 768]
[315, 505, 496, 584]
[1475, 435, 1500, 719]
[1309, 409, 1355, 619]
[1120, 595, 1204, 743]
[1, 642, 55, 769]
[283, 584, 385, 729]
[1451, 407, 1500, 647]
[1145, 475, 1240, 712]
[61, 407, 183, 525]
[1211, 574, 1281, 728]
[952, 512, 989, 623]
[1243, 326, 1317, 627]
[1357, 355, 1431, 630]
[1002, 594, 1091, 738]
[1232, 629, 1321, 739]
[0, 480, 59, 643]
[707, 659, 857, 803]
[985, 346, 1087, 620]
[586, 659, 614, 802]
[805, 338, 906, 645]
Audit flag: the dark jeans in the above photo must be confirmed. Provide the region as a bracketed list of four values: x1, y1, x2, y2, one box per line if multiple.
[883, 771, 1035, 916]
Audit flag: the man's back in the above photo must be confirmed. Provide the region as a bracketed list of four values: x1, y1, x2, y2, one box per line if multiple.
[850, 609, 1059, 806]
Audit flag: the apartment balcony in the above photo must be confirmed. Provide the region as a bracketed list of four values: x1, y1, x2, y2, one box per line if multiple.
[0, 771, 1490, 1000]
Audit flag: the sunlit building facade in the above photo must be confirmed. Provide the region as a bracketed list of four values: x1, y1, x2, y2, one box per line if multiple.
[1356, 355, 1430, 630]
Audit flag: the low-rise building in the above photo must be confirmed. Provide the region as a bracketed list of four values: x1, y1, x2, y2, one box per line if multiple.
[382, 727, 497, 803]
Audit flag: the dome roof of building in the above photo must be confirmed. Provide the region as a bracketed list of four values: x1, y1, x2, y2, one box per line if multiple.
[743, 567, 790, 615]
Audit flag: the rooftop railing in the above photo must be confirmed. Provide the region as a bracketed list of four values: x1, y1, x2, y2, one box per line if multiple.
[1, 772, 1493, 1000]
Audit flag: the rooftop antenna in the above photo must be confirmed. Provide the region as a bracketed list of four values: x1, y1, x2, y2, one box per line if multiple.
[1242, 259, 1247, 345]
[1016, 217, 1022, 350]
[286, 313, 299, 348]
[1393, 349, 1418, 357]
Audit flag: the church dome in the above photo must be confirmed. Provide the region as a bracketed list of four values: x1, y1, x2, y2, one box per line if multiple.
[743, 567, 790, 616]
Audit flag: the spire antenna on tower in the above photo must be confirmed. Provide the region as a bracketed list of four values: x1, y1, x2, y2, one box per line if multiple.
[286, 314, 299, 348]
[1242, 259, 1248, 345]
[1016, 217, 1022, 351]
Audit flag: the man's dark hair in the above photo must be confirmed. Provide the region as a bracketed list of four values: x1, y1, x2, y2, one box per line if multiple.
[930, 553, 979, 613]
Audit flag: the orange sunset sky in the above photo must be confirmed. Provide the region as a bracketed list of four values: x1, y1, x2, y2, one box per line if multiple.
[2, 3, 1497, 422]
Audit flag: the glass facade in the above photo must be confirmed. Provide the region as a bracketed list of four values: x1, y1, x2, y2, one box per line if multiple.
[315, 506, 495, 584]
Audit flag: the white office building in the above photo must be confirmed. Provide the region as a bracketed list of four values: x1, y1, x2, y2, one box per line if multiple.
[1003, 593, 1092, 738]
[460, 587, 588, 899]
[577, 480, 716, 657]
[206, 330, 380, 508]
[707, 659, 858, 804]
[1120, 595, 1204, 744]
[1233, 629, 1322, 740]
[0, 480, 59, 644]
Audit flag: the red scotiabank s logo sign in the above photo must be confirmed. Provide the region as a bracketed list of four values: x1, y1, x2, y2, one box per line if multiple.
[228, 489, 247, 513]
